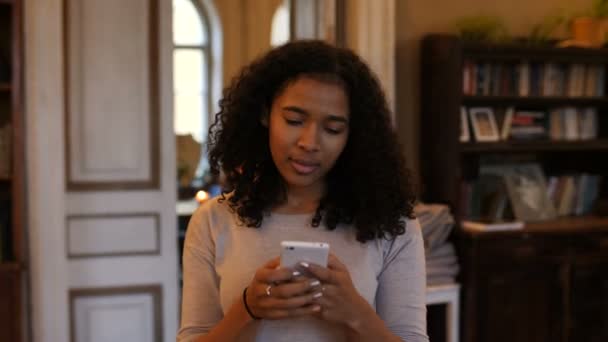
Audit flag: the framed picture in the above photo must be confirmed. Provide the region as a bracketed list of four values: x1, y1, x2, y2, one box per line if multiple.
[502, 163, 557, 221]
[469, 107, 500, 142]
[460, 107, 470, 142]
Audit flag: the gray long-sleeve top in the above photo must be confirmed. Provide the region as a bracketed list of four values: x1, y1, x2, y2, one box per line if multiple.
[177, 198, 429, 342]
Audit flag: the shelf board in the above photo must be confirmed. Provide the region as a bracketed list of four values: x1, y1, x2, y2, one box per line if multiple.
[0, 262, 22, 273]
[463, 215, 608, 237]
[463, 43, 608, 63]
[462, 96, 608, 107]
[525, 216, 608, 233]
[0, 83, 11, 92]
[460, 139, 608, 153]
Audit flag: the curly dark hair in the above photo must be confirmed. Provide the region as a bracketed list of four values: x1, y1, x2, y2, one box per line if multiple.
[207, 40, 416, 243]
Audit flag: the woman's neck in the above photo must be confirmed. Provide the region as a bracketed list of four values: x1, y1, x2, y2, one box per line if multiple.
[272, 185, 324, 214]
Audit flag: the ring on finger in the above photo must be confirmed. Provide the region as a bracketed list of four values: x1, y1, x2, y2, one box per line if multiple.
[265, 284, 273, 297]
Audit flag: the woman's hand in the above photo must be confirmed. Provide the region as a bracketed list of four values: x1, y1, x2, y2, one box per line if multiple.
[245, 257, 323, 320]
[302, 254, 376, 330]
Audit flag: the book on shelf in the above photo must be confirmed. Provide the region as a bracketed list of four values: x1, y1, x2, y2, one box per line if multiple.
[563, 107, 580, 140]
[547, 174, 601, 216]
[476, 173, 511, 221]
[556, 107, 598, 141]
[579, 108, 599, 140]
[462, 166, 515, 221]
[467, 163, 557, 222]
[461, 219, 524, 232]
[462, 61, 605, 97]
[493, 106, 514, 140]
[465, 166, 602, 221]
[549, 109, 563, 140]
[567, 64, 586, 97]
[509, 110, 549, 140]
[462, 106, 598, 142]
[517, 62, 530, 96]
[460, 107, 470, 142]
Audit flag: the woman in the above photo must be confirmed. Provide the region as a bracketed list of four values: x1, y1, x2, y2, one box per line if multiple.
[177, 40, 428, 342]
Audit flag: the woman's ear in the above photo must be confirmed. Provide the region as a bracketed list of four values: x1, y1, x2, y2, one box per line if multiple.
[260, 114, 269, 127]
[260, 107, 270, 127]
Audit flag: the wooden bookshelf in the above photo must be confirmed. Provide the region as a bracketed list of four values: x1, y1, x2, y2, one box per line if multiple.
[421, 34, 608, 342]
[0, 261, 21, 272]
[463, 42, 608, 63]
[464, 215, 608, 237]
[525, 215, 608, 232]
[420, 34, 608, 219]
[460, 139, 608, 153]
[0, 1, 26, 342]
[462, 95, 608, 107]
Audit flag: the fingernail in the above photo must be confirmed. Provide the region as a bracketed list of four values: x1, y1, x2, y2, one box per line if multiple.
[310, 280, 320, 287]
[312, 305, 321, 312]
[292, 270, 301, 277]
[300, 261, 310, 268]
[313, 292, 323, 298]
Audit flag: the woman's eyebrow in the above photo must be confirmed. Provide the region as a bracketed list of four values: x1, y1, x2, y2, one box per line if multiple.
[283, 106, 349, 123]
[282, 105, 308, 115]
[326, 115, 349, 124]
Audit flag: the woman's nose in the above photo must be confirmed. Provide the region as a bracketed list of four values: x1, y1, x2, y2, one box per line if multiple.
[297, 124, 320, 152]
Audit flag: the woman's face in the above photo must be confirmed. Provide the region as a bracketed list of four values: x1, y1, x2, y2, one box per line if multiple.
[267, 76, 350, 196]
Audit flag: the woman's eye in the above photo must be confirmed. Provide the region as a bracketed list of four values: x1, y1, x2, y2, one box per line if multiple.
[285, 119, 302, 126]
[325, 126, 346, 135]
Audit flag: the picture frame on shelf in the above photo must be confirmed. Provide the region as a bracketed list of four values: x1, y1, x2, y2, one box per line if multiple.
[469, 107, 500, 142]
[502, 163, 557, 222]
[460, 107, 470, 142]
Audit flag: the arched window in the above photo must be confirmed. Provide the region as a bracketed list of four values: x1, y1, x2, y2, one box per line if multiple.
[271, 1, 290, 47]
[173, 0, 221, 178]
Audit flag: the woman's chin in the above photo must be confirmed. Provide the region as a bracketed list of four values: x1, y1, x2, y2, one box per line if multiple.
[281, 173, 324, 190]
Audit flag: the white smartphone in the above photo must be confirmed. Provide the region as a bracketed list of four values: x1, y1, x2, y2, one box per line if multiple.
[280, 241, 330, 268]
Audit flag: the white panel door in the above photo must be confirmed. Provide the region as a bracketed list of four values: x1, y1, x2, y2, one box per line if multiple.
[25, 0, 178, 341]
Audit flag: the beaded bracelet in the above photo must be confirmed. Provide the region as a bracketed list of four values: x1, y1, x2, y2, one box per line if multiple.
[242, 287, 261, 320]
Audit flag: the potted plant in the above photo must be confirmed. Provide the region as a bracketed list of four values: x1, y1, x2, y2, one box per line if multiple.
[562, 0, 608, 47]
[528, 12, 568, 46]
[592, 0, 608, 45]
[454, 15, 509, 43]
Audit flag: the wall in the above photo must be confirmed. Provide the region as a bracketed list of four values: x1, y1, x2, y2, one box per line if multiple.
[213, 0, 283, 86]
[395, 0, 594, 183]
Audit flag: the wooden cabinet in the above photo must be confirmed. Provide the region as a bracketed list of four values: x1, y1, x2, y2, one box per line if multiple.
[459, 228, 608, 342]
[419, 34, 608, 342]
[567, 233, 608, 342]
[460, 233, 563, 342]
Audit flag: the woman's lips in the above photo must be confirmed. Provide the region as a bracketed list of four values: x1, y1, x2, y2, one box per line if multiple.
[289, 158, 319, 174]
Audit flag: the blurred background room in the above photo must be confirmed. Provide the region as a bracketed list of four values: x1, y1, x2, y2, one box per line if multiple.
[0, 0, 606, 341]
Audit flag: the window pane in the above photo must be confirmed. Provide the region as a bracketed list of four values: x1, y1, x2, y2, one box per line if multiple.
[174, 93, 206, 143]
[173, 0, 207, 45]
[271, 3, 289, 47]
[174, 49, 203, 93]
[173, 49, 208, 143]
